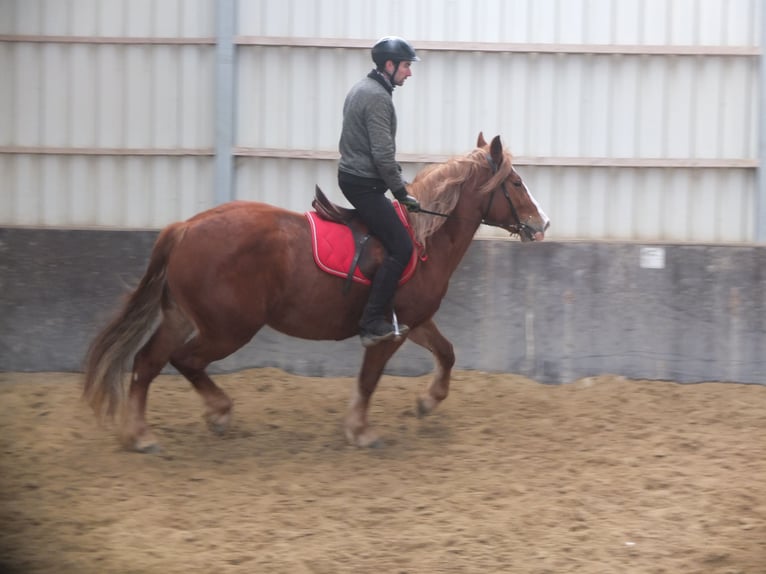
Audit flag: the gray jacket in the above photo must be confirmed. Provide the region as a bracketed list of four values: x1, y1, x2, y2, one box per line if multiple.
[338, 70, 406, 194]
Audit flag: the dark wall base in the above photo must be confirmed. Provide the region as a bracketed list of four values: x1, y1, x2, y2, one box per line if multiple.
[1, 228, 764, 385]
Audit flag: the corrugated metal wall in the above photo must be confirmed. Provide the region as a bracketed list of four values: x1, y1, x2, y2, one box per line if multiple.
[1, 0, 761, 241]
[0, 0, 217, 227]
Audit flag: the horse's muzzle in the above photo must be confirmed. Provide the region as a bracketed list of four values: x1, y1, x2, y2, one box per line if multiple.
[518, 224, 546, 242]
[525, 219, 549, 242]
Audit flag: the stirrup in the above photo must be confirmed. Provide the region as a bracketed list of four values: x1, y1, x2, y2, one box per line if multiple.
[359, 311, 409, 348]
[359, 326, 410, 348]
[360, 329, 395, 348]
[391, 310, 405, 337]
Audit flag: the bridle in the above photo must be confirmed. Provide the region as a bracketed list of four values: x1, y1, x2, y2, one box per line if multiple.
[412, 154, 539, 240]
[478, 154, 532, 238]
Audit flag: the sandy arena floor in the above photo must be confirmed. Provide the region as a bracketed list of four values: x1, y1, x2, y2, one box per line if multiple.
[0, 368, 764, 573]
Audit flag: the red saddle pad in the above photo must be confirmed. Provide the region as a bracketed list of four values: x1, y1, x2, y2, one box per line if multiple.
[305, 200, 419, 286]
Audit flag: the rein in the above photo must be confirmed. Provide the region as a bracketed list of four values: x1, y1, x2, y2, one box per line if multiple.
[413, 206, 451, 218]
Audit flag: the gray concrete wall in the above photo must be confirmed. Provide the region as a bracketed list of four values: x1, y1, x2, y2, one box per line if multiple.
[1, 228, 764, 385]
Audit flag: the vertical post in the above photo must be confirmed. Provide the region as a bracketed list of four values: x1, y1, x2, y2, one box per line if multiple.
[215, 0, 236, 204]
[758, 1, 766, 242]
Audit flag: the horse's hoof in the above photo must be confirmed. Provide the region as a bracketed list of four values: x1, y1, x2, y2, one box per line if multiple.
[205, 411, 231, 435]
[135, 441, 161, 454]
[347, 430, 383, 448]
[364, 436, 385, 449]
[416, 396, 439, 418]
[130, 435, 161, 453]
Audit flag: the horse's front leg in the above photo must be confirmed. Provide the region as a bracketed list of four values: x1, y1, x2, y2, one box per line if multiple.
[345, 341, 403, 447]
[407, 319, 455, 417]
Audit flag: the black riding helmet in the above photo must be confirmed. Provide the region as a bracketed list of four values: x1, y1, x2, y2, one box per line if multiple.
[371, 36, 420, 67]
[371, 36, 419, 85]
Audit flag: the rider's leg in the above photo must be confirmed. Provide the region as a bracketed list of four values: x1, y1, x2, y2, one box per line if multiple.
[339, 180, 413, 346]
[358, 256, 408, 346]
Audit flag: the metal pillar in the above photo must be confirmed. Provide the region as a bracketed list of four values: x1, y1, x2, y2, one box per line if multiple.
[758, 1, 766, 242]
[214, 0, 236, 205]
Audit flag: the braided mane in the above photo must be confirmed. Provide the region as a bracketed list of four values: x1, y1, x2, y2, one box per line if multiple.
[407, 148, 514, 247]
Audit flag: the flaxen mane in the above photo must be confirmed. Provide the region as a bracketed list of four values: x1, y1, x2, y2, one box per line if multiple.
[408, 148, 515, 247]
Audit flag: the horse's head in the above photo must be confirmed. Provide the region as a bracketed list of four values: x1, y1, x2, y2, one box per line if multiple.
[475, 133, 550, 242]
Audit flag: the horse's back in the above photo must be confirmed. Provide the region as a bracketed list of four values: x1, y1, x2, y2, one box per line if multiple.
[168, 200, 309, 289]
[185, 200, 292, 223]
[180, 201, 305, 240]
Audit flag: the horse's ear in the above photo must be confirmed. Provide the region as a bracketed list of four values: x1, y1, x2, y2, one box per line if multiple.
[490, 135, 503, 166]
[476, 132, 488, 148]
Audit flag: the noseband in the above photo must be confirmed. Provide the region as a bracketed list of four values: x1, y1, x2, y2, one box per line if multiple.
[480, 154, 535, 240]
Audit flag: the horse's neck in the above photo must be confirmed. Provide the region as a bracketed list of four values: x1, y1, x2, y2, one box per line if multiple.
[411, 160, 488, 278]
[423, 195, 484, 280]
[443, 208, 483, 263]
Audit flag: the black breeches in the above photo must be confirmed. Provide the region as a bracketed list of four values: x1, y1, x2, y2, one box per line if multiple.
[339, 181, 413, 268]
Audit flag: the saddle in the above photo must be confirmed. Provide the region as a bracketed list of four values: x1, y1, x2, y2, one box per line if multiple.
[306, 186, 420, 293]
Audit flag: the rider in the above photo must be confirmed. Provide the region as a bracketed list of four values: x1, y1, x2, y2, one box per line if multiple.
[338, 36, 422, 348]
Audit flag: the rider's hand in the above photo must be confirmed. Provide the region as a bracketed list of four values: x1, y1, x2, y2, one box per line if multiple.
[400, 194, 421, 212]
[394, 187, 421, 212]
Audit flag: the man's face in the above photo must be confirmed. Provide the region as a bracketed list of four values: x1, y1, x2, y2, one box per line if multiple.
[386, 60, 413, 86]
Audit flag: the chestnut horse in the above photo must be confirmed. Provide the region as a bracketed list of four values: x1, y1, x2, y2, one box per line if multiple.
[83, 133, 549, 451]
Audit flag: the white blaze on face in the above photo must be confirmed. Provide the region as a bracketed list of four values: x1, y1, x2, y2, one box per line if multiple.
[523, 182, 550, 230]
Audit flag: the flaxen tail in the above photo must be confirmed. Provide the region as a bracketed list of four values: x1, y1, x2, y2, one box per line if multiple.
[83, 222, 187, 419]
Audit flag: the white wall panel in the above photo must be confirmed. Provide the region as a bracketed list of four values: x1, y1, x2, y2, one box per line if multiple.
[237, 45, 361, 151]
[0, 154, 214, 227]
[238, 0, 759, 46]
[235, 157, 341, 213]
[238, 46, 756, 162]
[0, 0, 761, 241]
[525, 166, 754, 242]
[1, 0, 218, 229]
[4, 42, 214, 149]
[1, 0, 214, 37]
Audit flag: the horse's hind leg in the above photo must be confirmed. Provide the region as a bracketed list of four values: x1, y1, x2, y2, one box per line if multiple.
[125, 305, 194, 452]
[169, 332, 249, 435]
[407, 319, 455, 417]
[171, 360, 232, 435]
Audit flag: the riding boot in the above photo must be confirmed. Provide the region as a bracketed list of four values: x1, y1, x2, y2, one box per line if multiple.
[359, 256, 410, 347]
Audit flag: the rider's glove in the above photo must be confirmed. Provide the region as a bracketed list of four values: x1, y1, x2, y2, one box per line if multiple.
[401, 195, 421, 212]
[393, 188, 421, 212]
